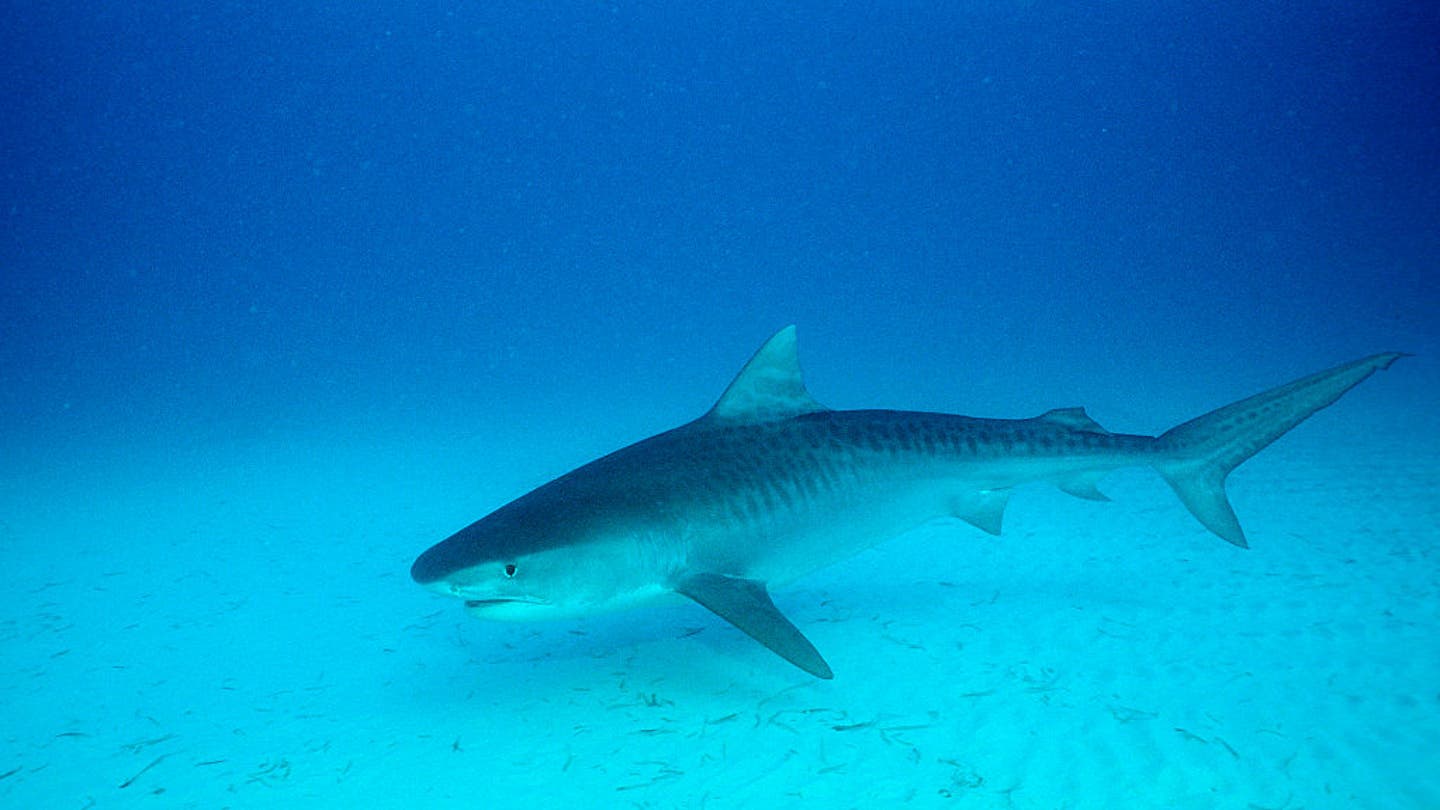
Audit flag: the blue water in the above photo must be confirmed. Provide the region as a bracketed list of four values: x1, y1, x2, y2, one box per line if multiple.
[3, 3, 1438, 808]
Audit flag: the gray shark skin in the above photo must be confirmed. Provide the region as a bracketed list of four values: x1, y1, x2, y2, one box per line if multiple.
[411, 327, 1404, 679]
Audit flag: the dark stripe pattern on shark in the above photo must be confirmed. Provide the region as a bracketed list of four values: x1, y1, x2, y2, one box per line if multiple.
[411, 326, 1404, 679]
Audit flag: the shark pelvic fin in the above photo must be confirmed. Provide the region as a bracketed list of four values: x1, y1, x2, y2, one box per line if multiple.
[951, 489, 1011, 535]
[676, 571, 833, 679]
[703, 326, 829, 426]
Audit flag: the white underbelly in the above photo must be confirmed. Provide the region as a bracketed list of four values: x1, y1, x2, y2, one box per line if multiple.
[687, 477, 955, 587]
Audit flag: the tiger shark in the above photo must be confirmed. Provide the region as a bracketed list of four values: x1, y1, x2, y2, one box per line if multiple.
[411, 327, 1402, 679]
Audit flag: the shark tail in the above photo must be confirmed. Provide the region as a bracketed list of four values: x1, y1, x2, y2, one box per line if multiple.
[1152, 352, 1405, 547]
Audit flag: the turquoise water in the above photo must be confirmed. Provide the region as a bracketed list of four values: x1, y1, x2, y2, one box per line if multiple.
[3, 3, 1438, 808]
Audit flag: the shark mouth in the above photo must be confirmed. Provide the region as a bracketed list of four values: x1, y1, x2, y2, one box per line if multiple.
[463, 597, 545, 608]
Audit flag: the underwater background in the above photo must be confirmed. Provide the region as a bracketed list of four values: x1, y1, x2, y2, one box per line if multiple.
[3, 2, 1437, 808]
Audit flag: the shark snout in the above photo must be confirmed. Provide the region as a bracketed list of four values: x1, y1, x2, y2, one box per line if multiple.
[410, 543, 458, 586]
[411, 541, 520, 603]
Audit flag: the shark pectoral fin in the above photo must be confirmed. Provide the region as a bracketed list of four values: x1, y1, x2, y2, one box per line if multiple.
[951, 490, 1011, 535]
[675, 572, 833, 680]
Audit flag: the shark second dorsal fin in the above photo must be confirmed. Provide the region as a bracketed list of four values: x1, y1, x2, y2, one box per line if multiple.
[1036, 407, 1111, 434]
[702, 326, 828, 425]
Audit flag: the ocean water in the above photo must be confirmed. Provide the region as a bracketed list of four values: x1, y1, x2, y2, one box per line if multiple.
[3, 2, 1438, 808]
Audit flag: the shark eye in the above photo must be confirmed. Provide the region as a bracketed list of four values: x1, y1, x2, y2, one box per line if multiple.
[503, 563, 517, 578]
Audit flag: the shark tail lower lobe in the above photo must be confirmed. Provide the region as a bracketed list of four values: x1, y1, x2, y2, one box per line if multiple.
[1152, 352, 1405, 547]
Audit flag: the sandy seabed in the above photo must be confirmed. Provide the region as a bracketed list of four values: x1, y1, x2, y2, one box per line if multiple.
[3, 405, 1436, 810]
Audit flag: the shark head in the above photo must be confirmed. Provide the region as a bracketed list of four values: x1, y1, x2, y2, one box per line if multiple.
[409, 326, 843, 678]
[410, 469, 682, 620]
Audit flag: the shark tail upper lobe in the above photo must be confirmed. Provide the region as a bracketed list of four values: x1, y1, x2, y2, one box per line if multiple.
[1152, 352, 1406, 547]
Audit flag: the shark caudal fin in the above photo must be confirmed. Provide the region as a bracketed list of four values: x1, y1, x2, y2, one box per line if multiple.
[1153, 352, 1406, 547]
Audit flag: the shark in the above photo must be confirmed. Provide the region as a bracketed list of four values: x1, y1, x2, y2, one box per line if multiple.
[411, 327, 1403, 679]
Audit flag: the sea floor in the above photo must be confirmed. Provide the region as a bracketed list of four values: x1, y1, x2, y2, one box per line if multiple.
[3, 401, 1437, 809]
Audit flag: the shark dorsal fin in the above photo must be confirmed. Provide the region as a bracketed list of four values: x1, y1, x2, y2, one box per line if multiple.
[703, 326, 828, 425]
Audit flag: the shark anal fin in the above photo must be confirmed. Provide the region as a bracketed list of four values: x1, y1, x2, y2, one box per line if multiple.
[1058, 473, 1111, 502]
[675, 572, 833, 680]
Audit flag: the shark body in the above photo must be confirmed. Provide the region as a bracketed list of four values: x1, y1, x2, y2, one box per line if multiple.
[411, 327, 1403, 678]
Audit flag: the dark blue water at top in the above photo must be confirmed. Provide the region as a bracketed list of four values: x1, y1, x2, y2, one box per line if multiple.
[3, 1, 1436, 457]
